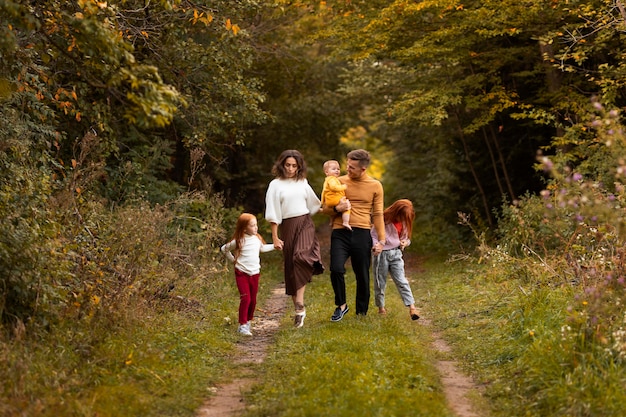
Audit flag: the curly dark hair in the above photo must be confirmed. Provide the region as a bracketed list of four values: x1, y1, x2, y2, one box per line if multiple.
[271, 149, 307, 180]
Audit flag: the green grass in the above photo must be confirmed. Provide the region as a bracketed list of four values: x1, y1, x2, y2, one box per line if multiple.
[8, 243, 626, 417]
[241, 265, 453, 417]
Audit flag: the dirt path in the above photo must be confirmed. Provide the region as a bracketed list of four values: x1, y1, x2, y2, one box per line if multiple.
[196, 225, 482, 417]
[195, 284, 288, 417]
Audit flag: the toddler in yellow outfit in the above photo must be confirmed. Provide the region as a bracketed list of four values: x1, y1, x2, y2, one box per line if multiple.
[321, 160, 352, 230]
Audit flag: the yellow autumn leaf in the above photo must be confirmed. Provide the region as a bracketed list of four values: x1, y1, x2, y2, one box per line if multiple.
[232, 24, 240, 35]
[225, 18, 232, 30]
[71, 159, 77, 168]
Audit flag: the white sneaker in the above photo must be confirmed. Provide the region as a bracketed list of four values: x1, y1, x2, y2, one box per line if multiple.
[238, 324, 252, 336]
[294, 311, 306, 328]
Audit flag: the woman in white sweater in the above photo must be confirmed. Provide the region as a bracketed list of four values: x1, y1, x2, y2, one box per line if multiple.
[265, 150, 324, 328]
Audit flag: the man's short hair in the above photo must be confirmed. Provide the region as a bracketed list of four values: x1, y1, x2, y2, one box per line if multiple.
[347, 149, 370, 168]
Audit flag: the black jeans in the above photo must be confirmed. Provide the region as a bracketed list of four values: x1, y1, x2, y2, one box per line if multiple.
[329, 227, 373, 315]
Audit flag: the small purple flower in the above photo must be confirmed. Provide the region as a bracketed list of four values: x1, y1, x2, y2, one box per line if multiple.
[575, 214, 583, 222]
[541, 157, 554, 172]
[593, 101, 603, 110]
[546, 203, 553, 209]
[608, 194, 616, 201]
[573, 173, 583, 181]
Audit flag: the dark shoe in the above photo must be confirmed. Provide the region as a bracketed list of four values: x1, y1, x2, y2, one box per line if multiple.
[330, 305, 349, 322]
[410, 306, 420, 321]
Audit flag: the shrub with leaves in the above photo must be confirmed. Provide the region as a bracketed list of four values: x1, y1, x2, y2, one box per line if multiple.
[0, 111, 70, 330]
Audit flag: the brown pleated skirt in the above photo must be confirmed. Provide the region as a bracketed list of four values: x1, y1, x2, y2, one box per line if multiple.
[280, 214, 324, 296]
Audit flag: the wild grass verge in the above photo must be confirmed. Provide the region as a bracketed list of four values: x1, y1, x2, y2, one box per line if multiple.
[0, 190, 283, 416]
[420, 254, 626, 417]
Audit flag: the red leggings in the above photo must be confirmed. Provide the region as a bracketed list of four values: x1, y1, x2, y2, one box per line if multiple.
[235, 269, 260, 325]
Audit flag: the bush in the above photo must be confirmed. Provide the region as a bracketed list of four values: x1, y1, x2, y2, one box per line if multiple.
[0, 137, 69, 329]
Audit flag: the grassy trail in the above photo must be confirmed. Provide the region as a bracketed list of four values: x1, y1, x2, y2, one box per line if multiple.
[200, 232, 488, 416]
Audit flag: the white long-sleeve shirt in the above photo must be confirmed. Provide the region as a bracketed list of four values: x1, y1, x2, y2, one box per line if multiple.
[265, 178, 320, 225]
[221, 235, 275, 275]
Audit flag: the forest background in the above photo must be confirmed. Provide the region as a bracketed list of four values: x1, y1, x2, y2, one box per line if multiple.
[4, 0, 626, 416]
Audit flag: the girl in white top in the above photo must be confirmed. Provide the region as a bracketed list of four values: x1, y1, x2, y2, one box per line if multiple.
[265, 150, 324, 328]
[221, 213, 275, 336]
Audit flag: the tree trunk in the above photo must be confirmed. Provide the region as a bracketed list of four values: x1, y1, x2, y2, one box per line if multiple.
[454, 111, 494, 228]
[489, 125, 516, 202]
[481, 126, 505, 198]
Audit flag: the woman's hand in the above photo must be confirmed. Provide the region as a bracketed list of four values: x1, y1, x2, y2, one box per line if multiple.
[274, 238, 284, 250]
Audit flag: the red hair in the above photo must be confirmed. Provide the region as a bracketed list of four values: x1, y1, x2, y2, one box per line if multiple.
[230, 213, 265, 263]
[383, 199, 415, 238]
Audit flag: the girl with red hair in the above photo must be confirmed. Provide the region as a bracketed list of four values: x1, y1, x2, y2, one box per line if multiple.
[370, 199, 420, 320]
[221, 213, 275, 336]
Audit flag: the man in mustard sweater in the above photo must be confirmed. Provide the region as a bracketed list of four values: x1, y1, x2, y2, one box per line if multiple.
[321, 149, 386, 320]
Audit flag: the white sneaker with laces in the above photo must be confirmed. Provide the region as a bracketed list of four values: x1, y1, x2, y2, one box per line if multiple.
[238, 324, 252, 336]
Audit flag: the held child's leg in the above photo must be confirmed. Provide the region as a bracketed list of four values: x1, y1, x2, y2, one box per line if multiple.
[341, 210, 352, 231]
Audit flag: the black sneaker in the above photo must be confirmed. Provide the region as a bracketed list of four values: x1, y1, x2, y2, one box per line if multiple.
[330, 305, 349, 322]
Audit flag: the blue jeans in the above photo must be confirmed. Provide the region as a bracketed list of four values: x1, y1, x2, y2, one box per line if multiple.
[329, 228, 372, 315]
[372, 248, 415, 308]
